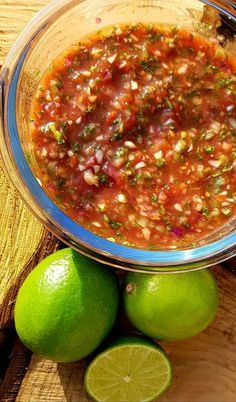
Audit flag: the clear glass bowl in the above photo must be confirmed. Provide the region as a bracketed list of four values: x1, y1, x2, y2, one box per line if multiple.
[0, 0, 235, 273]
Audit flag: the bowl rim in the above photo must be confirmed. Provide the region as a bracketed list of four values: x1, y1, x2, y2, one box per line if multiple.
[0, 0, 236, 272]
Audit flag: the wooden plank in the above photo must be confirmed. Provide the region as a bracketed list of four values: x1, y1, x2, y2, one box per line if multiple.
[0, 1, 60, 396]
[0, 231, 60, 330]
[15, 266, 236, 402]
[0, 339, 32, 402]
[0, 0, 48, 66]
[0, 0, 56, 332]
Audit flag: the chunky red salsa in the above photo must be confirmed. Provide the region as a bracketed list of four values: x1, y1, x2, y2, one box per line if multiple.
[31, 24, 236, 250]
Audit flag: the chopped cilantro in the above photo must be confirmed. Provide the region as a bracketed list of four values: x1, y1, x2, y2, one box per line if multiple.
[109, 220, 122, 229]
[159, 205, 166, 215]
[137, 110, 149, 125]
[110, 132, 123, 141]
[98, 173, 109, 183]
[81, 123, 96, 139]
[201, 205, 209, 216]
[86, 105, 96, 113]
[185, 90, 200, 98]
[151, 194, 158, 202]
[204, 64, 219, 73]
[204, 145, 215, 154]
[47, 123, 65, 144]
[218, 78, 233, 88]
[113, 118, 122, 126]
[165, 98, 173, 110]
[148, 32, 162, 43]
[71, 142, 81, 152]
[115, 147, 126, 157]
[56, 177, 65, 188]
[156, 158, 166, 168]
[140, 58, 160, 73]
[90, 65, 98, 72]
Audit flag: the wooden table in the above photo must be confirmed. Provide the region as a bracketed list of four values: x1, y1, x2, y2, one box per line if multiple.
[0, 1, 235, 401]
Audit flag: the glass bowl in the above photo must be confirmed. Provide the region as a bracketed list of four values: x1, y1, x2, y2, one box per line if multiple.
[0, 0, 236, 273]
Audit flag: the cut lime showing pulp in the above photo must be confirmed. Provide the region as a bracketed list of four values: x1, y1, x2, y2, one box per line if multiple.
[84, 336, 172, 402]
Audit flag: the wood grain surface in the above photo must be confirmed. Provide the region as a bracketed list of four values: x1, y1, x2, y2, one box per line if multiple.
[14, 267, 236, 402]
[0, 0, 55, 333]
[0, 1, 236, 402]
[0, 0, 48, 66]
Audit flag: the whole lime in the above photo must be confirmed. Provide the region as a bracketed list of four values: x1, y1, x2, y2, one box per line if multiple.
[123, 270, 218, 341]
[14, 248, 119, 362]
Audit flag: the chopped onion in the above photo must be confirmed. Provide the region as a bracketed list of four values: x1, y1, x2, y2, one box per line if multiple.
[134, 161, 146, 170]
[177, 64, 188, 74]
[196, 203, 203, 212]
[131, 80, 139, 90]
[142, 228, 151, 241]
[95, 149, 104, 164]
[119, 61, 127, 69]
[83, 170, 98, 186]
[124, 141, 137, 149]
[108, 53, 117, 64]
[93, 165, 101, 174]
[229, 117, 236, 129]
[114, 100, 122, 110]
[67, 150, 74, 157]
[117, 193, 127, 203]
[210, 121, 221, 133]
[164, 75, 172, 83]
[78, 164, 86, 172]
[162, 63, 168, 69]
[75, 116, 82, 125]
[154, 50, 161, 57]
[89, 79, 96, 89]
[40, 147, 48, 158]
[80, 70, 91, 77]
[115, 27, 123, 36]
[174, 203, 183, 212]
[88, 95, 97, 103]
[154, 150, 163, 160]
[222, 201, 230, 207]
[171, 227, 184, 237]
[226, 105, 234, 112]
[208, 159, 222, 168]
[96, 135, 104, 141]
[85, 86, 91, 96]
[163, 118, 174, 126]
[92, 222, 102, 227]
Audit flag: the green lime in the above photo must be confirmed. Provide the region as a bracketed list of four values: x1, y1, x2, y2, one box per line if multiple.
[123, 270, 218, 341]
[14, 248, 119, 363]
[85, 335, 172, 402]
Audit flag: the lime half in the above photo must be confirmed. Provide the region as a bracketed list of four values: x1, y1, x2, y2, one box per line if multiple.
[84, 336, 172, 402]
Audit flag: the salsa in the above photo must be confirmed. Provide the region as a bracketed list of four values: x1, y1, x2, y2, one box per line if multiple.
[30, 24, 236, 250]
